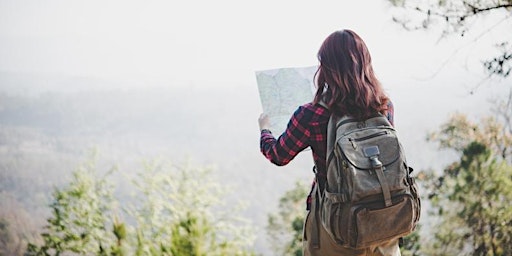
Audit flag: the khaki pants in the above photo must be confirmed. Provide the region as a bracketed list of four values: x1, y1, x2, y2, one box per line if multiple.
[302, 210, 401, 256]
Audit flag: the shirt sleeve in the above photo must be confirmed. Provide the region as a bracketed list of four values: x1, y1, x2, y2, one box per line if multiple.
[260, 106, 311, 166]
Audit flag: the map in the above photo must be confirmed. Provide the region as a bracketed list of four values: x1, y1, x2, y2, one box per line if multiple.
[255, 66, 317, 136]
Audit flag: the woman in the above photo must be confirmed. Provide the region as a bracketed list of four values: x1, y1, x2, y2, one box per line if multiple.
[258, 29, 400, 255]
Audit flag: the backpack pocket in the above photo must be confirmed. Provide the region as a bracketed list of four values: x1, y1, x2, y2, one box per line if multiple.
[320, 192, 345, 244]
[348, 194, 416, 249]
[320, 190, 419, 249]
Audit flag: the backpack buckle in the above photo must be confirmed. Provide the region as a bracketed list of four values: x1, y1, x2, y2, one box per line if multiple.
[364, 146, 382, 175]
[363, 146, 381, 165]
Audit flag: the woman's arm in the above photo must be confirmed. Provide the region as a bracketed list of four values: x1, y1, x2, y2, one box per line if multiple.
[259, 106, 311, 166]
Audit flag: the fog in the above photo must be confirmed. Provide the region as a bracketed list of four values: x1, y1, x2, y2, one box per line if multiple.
[1, 0, 511, 254]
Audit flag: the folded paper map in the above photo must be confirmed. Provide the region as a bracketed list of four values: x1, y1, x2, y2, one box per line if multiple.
[255, 66, 317, 136]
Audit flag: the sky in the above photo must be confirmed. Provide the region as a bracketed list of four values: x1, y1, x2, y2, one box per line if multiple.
[0, 0, 510, 119]
[0, 0, 453, 88]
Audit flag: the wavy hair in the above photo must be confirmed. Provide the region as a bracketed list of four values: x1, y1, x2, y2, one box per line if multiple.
[313, 29, 389, 120]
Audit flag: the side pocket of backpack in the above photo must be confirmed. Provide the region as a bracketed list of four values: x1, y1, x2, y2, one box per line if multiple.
[408, 174, 421, 226]
[319, 192, 345, 245]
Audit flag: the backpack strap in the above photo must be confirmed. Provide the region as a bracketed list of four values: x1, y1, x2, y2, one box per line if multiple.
[312, 100, 338, 249]
[374, 166, 392, 207]
[364, 143, 393, 207]
[311, 182, 321, 249]
[326, 115, 337, 160]
[318, 99, 338, 177]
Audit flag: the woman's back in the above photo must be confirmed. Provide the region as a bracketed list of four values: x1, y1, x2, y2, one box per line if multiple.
[258, 29, 402, 255]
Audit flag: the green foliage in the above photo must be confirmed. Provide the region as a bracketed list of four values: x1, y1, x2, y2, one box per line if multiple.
[266, 180, 308, 256]
[127, 160, 256, 256]
[24, 157, 256, 255]
[424, 114, 512, 255]
[428, 113, 511, 153]
[25, 154, 119, 255]
[399, 228, 421, 256]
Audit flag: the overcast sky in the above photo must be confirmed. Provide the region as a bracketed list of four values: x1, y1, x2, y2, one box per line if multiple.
[0, 0, 509, 91]
[0, 1, 441, 86]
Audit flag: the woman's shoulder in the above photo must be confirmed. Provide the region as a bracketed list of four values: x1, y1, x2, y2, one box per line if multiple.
[293, 102, 330, 121]
[304, 101, 329, 112]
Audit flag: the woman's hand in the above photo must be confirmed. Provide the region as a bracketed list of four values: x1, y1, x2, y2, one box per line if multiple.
[258, 113, 271, 131]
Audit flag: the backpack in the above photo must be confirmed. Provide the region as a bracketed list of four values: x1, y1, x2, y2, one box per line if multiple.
[316, 112, 421, 249]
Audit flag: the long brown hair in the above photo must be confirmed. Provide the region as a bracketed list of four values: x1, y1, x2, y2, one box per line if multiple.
[313, 29, 389, 120]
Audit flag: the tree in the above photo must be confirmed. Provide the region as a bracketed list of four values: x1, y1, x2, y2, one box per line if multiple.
[399, 225, 422, 256]
[388, 0, 512, 78]
[423, 113, 512, 255]
[127, 160, 255, 256]
[25, 156, 120, 255]
[25, 157, 256, 255]
[266, 180, 308, 256]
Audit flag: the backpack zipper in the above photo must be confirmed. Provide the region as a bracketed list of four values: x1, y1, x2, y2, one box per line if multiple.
[349, 130, 389, 142]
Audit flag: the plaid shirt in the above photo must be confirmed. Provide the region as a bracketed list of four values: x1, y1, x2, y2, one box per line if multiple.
[260, 101, 394, 175]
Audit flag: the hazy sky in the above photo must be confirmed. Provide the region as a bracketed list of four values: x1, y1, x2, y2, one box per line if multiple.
[0, 1, 438, 86]
[0, 0, 509, 90]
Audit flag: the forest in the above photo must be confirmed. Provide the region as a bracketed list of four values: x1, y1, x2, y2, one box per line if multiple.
[0, 78, 314, 255]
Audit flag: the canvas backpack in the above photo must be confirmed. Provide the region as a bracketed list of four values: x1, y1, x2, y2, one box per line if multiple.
[315, 112, 421, 249]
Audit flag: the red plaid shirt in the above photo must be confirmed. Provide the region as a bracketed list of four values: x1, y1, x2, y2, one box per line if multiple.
[260, 101, 394, 175]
